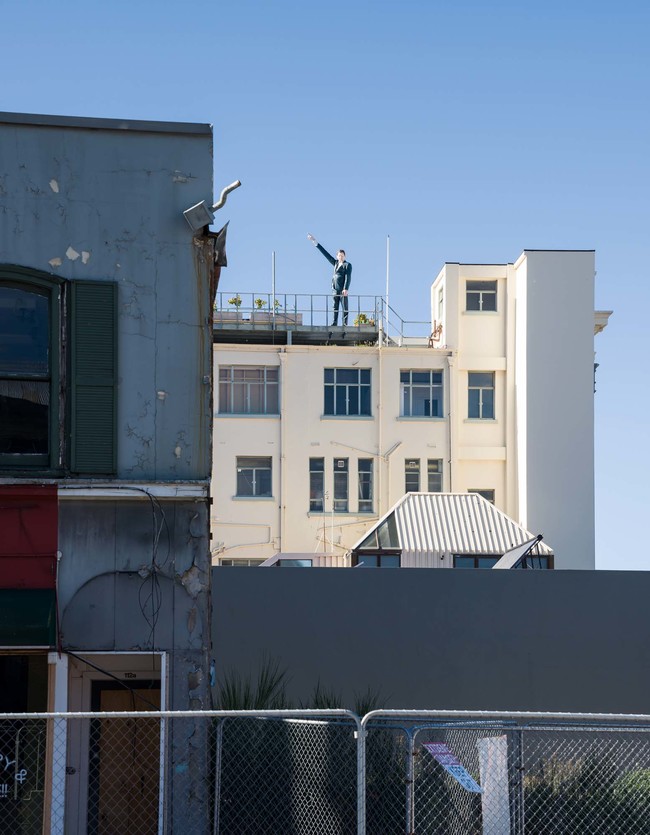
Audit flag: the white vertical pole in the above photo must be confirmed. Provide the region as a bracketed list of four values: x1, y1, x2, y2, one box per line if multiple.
[272, 251, 276, 321]
[385, 235, 390, 337]
[48, 651, 68, 835]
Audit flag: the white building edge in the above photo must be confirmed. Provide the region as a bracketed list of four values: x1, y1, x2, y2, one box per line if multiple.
[212, 249, 611, 569]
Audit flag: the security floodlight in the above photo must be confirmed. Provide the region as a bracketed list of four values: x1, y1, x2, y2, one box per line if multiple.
[183, 180, 242, 232]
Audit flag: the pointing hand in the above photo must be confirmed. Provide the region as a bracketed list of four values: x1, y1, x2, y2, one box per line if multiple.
[307, 233, 318, 245]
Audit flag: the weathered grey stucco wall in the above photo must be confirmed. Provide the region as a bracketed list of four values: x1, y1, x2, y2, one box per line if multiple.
[0, 113, 214, 480]
[212, 569, 650, 713]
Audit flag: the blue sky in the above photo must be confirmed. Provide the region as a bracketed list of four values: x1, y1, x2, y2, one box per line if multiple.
[2, 0, 648, 569]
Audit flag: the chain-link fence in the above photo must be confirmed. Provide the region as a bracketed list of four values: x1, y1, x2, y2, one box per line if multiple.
[362, 710, 650, 835]
[2, 709, 650, 834]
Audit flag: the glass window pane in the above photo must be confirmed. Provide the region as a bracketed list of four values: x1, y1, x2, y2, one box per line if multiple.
[477, 557, 499, 569]
[466, 292, 481, 311]
[0, 382, 49, 454]
[0, 287, 49, 375]
[324, 368, 334, 383]
[360, 385, 371, 415]
[310, 457, 325, 472]
[218, 382, 231, 413]
[358, 459, 372, 473]
[468, 389, 480, 418]
[232, 384, 247, 413]
[410, 387, 429, 416]
[236, 469, 254, 496]
[218, 367, 230, 381]
[257, 469, 272, 496]
[381, 555, 400, 568]
[248, 383, 263, 413]
[400, 371, 409, 384]
[401, 385, 411, 417]
[469, 372, 493, 388]
[266, 384, 279, 414]
[482, 388, 494, 419]
[356, 555, 379, 567]
[335, 386, 347, 415]
[324, 385, 334, 415]
[337, 369, 358, 384]
[482, 292, 497, 312]
[454, 556, 475, 569]
[348, 385, 359, 415]
[360, 369, 371, 384]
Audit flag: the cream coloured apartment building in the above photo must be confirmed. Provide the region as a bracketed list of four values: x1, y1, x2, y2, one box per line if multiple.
[212, 249, 610, 569]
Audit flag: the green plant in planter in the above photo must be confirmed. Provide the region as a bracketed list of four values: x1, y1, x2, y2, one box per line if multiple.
[254, 298, 268, 310]
[227, 295, 242, 308]
[354, 312, 375, 326]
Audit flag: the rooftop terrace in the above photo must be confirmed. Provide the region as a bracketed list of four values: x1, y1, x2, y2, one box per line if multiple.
[213, 291, 435, 347]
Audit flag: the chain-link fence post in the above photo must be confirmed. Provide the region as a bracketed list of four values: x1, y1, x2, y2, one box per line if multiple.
[405, 728, 416, 835]
[357, 722, 366, 835]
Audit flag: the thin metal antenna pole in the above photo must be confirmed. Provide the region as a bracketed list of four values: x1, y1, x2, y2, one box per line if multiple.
[385, 235, 390, 336]
[272, 251, 276, 325]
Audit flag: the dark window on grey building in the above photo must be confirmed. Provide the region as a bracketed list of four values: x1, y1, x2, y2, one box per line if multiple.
[0, 268, 117, 475]
[454, 555, 500, 569]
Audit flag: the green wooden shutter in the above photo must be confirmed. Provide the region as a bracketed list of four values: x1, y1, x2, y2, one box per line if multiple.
[71, 281, 117, 474]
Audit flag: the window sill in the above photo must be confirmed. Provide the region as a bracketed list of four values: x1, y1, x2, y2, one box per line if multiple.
[320, 414, 373, 421]
[396, 416, 445, 422]
[464, 418, 498, 424]
[216, 413, 280, 419]
[232, 495, 275, 501]
[462, 310, 499, 315]
[308, 511, 377, 517]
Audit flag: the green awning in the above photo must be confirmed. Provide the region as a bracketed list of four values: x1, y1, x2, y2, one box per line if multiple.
[0, 590, 56, 646]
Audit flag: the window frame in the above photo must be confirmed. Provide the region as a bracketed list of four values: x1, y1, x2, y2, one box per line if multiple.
[468, 372, 495, 420]
[309, 457, 325, 512]
[218, 365, 279, 415]
[323, 368, 371, 417]
[333, 457, 349, 512]
[468, 488, 495, 504]
[235, 456, 273, 498]
[400, 369, 444, 418]
[358, 458, 373, 513]
[351, 550, 401, 568]
[0, 268, 63, 472]
[466, 280, 497, 312]
[405, 458, 420, 493]
[453, 554, 500, 569]
[427, 459, 443, 492]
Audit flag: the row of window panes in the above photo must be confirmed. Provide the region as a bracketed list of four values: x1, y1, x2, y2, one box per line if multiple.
[219, 367, 495, 420]
[236, 456, 494, 512]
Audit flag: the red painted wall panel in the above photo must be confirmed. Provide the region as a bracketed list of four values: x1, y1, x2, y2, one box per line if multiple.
[0, 485, 57, 588]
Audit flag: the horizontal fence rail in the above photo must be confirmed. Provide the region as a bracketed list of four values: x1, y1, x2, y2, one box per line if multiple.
[2, 708, 650, 834]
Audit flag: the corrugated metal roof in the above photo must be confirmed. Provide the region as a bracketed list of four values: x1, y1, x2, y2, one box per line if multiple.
[353, 493, 553, 557]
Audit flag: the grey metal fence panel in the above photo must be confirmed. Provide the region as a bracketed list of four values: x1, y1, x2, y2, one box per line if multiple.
[4, 709, 650, 834]
[361, 711, 650, 835]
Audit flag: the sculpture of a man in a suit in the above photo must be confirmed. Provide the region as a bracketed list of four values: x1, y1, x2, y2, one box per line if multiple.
[308, 234, 352, 326]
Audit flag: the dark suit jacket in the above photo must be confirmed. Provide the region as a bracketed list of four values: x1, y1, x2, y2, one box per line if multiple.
[316, 244, 352, 292]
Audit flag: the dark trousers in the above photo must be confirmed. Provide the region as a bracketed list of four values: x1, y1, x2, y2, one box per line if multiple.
[332, 292, 348, 325]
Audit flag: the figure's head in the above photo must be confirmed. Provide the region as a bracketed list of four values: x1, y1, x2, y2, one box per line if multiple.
[337, 249, 346, 262]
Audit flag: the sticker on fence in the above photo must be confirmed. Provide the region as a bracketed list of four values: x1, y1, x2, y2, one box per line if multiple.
[423, 742, 483, 793]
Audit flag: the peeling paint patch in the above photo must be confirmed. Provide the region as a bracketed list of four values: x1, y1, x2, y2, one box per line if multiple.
[48, 257, 62, 268]
[172, 171, 189, 183]
[187, 607, 197, 634]
[174, 446, 182, 458]
[188, 668, 203, 691]
[157, 391, 167, 401]
[81, 250, 91, 264]
[66, 246, 80, 261]
[180, 565, 207, 597]
[49, 179, 59, 193]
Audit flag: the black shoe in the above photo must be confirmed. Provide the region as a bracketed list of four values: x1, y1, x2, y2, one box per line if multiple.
[331, 322, 338, 327]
